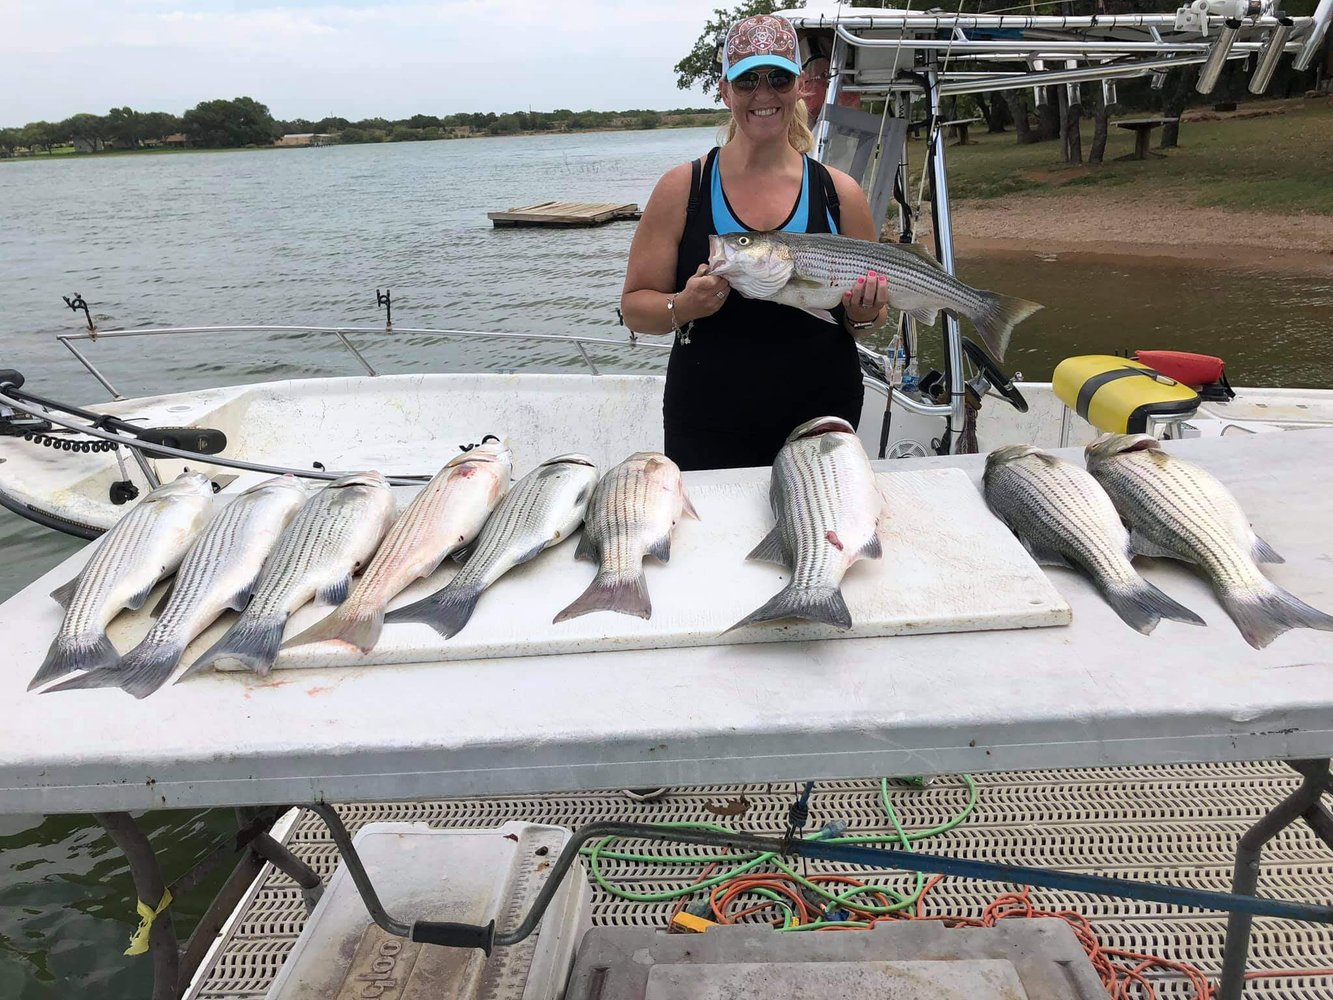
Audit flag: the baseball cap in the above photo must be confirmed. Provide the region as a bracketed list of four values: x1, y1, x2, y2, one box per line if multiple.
[722, 14, 802, 81]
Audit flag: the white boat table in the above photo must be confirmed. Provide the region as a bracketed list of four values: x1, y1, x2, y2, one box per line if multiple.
[2, 428, 1331, 818]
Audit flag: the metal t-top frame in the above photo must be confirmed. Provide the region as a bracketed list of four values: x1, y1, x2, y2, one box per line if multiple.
[797, 1, 1331, 449]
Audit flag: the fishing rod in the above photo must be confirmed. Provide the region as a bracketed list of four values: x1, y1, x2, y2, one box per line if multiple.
[0, 371, 449, 489]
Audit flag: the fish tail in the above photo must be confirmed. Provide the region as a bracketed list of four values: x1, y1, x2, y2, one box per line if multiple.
[725, 584, 851, 633]
[29, 631, 119, 691]
[553, 571, 651, 623]
[1102, 578, 1206, 635]
[45, 639, 188, 699]
[384, 585, 481, 639]
[284, 606, 383, 654]
[182, 614, 286, 678]
[1220, 583, 1333, 650]
[970, 291, 1043, 362]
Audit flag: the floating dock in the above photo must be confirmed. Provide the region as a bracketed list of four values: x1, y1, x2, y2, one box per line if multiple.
[487, 201, 641, 228]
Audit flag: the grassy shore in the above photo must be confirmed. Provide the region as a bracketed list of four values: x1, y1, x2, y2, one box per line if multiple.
[940, 97, 1333, 215]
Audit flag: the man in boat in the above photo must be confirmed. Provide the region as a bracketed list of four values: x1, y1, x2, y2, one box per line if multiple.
[621, 14, 889, 472]
[800, 39, 863, 122]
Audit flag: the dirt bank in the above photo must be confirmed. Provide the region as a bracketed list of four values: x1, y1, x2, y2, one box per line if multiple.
[920, 191, 1333, 276]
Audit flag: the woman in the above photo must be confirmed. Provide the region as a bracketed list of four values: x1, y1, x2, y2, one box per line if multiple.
[621, 14, 889, 471]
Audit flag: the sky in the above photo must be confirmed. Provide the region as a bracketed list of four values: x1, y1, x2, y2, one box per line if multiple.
[0, 0, 731, 125]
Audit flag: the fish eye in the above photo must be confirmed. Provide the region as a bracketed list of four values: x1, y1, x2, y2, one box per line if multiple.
[737, 236, 751, 246]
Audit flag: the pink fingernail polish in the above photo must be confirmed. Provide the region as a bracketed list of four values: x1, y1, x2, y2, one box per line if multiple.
[857, 277, 865, 284]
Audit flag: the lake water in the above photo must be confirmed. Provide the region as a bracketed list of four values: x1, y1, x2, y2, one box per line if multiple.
[1, 127, 1330, 997]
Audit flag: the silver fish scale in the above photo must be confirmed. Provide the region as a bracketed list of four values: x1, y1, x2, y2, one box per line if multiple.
[146, 486, 299, 644]
[988, 455, 1136, 588]
[776, 436, 866, 591]
[355, 458, 499, 599]
[250, 484, 385, 617]
[1100, 450, 1264, 592]
[774, 232, 983, 313]
[63, 487, 205, 638]
[586, 462, 655, 580]
[456, 462, 593, 590]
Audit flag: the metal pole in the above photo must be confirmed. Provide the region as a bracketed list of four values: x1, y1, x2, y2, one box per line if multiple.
[926, 67, 966, 444]
[58, 336, 123, 399]
[1217, 759, 1333, 1000]
[95, 812, 180, 1000]
[333, 332, 379, 377]
[1294, 0, 1333, 71]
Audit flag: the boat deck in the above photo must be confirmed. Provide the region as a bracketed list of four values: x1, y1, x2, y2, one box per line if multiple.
[188, 762, 1333, 999]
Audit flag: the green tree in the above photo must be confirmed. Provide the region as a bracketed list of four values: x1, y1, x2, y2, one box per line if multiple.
[406, 114, 442, 129]
[139, 111, 182, 141]
[674, 0, 778, 95]
[638, 110, 662, 129]
[19, 121, 61, 153]
[106, 106, 143, 148]
[183, 97, 281, 147]
[62, 112, 108, 151]
[0, 128, 19, 157]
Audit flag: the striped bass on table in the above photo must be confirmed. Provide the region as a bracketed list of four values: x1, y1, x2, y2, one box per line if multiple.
[554, 451, 698, 623]
[29, 472, 214, 691]
[180, 471, 396, 678]
[1085, 432, 1333, 649]
[707, 231, 1041, 361]
[386, 454, 598, 639]
[728, 416, 884, 633]
[286, 439, 512, 654]
[983, 445, 1203, 635]
[46, 475, 310, 698]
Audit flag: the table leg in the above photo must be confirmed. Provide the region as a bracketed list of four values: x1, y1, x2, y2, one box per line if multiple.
[94, 812, 181, 1000]
[1216, 759, 1333, 1000]
[1136, 127, 1149, 160]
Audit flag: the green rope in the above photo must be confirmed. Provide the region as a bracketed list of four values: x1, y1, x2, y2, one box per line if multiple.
[579, 774, 979, 926]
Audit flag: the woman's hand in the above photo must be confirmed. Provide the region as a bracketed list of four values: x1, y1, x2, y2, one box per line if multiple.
[843, 270, 890, 331]
[676, 264, 731, 324]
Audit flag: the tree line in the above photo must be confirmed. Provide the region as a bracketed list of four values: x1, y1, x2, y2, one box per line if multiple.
[0, 98, 727, 157]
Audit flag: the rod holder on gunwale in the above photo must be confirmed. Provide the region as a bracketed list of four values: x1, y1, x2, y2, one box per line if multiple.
[376, 288, 392, 330]
[62, 293, 95, 334]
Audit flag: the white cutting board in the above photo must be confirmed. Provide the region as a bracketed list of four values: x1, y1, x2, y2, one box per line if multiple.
[142, 466, 1068, 672]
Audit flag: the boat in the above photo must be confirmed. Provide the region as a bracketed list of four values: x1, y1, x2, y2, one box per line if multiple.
[1, 4, 1331, 1000]
[2, 2, 1331, 533]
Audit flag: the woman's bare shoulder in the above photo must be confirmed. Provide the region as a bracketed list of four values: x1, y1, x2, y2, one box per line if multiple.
[647, 158, 704, 210]
[825, 164, 869, 205]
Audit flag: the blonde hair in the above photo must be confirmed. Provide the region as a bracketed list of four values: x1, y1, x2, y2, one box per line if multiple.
[720, 89, 814, 154]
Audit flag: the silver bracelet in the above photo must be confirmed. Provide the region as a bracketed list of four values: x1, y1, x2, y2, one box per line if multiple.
[666, 295, 693, 345]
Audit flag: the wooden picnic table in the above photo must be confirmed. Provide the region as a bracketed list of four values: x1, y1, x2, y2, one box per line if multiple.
[1114, 117, 1179, 160]
[942, 116, 984, 145]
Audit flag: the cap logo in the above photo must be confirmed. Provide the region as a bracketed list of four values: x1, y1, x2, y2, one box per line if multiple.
[726, 15, 797, 67]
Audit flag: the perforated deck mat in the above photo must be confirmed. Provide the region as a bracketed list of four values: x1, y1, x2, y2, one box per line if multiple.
[188, 762, 1333, 999]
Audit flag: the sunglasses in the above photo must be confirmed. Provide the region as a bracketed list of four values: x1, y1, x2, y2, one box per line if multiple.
[731, 68, 797, 93]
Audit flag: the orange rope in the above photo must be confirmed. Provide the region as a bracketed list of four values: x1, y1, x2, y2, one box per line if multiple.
[691, 869, 1333, 999]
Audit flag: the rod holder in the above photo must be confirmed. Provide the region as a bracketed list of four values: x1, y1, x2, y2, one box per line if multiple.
[376, 288, 392, 330]
[62, 293, 95, 334]
[1248, 18, 1294, 93]
[1151, 69, 1168, 90]
[1196, 18, 1242, 94]
[1102, 78, 1119, 105]
[1294, 0, 1333, 71]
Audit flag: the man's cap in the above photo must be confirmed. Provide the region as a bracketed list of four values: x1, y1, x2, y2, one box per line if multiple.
[722, 14, 802, 81]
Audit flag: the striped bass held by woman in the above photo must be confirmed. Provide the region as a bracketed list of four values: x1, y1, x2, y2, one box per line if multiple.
[621, 14, 892, 472]
[708, 231, 1040, 363]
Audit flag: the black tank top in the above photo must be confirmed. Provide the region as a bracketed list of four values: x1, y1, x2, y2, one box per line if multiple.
[662, 147, 864, 471]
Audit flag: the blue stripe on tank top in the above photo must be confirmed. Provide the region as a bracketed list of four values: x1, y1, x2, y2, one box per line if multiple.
[712, 156, 838, 235]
